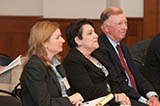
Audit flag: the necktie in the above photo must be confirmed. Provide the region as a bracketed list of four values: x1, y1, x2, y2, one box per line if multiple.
[116, 45, 137, 91]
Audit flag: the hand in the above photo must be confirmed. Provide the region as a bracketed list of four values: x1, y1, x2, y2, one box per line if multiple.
[146, 100, 152, 106]
[115, 93, 131, 106]
[0, 66, 6, 71]
[147, 96, 160, 106]
[68, 93, 84, 106]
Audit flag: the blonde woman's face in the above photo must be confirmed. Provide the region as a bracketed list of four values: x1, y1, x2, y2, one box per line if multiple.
[44, 28, 65, 56]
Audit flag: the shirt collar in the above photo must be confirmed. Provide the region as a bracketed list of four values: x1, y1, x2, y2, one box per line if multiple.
[106, 36, 119, 48]
[52, 57, 60, 67]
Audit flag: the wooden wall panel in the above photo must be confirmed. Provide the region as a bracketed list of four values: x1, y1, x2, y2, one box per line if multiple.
[0, 16, 41, 58]
[123, 18, 143, 47]
[0, 16, 143, 60]
[144, 0, 160, 39]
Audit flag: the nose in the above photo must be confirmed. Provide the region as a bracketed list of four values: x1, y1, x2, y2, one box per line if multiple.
[60, 37, 65, 43]
[122, 22, 128, 30]
[94, 32, 98, 38]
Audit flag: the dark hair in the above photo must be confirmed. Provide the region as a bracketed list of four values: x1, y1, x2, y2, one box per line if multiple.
[65, 18, 94, 48]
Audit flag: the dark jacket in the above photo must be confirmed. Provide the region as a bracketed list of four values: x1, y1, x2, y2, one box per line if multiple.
[142, 33, 160, 95]
[20, 55, 72, 106]
[62, 48, 142, 105]
[97, 32, 155, 98]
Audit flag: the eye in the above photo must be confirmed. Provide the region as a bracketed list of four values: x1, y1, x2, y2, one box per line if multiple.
[124, 21, 127, 25]
[118, 22, 123, 25]
[88, 32, 92, 35]
[87, 29, 95, 35]
[56, 35, 61, 39]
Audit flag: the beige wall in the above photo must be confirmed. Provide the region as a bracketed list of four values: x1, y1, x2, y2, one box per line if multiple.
[0, 0, 143, 18]
[106, 0, 144, 17]
[120, 0, 144, 17]
[43, 0, 106, 19]
[0, 0, 42, 16]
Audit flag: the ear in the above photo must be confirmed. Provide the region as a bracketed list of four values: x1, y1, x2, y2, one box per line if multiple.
[102, 23, 109, 33]
[42, 41, 48, 48]
[74, 36, 81, 46]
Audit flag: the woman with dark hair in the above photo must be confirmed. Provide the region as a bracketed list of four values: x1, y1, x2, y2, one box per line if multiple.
[62, 18, 132, 106]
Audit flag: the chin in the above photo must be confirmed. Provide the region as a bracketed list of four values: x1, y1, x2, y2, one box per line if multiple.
[120, 35, 125, 39]
[59, 49, 63, 52]
[94, 45, 99, 50]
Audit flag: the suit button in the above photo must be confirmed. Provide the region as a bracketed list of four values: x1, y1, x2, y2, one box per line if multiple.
[125, 79, 128, 82]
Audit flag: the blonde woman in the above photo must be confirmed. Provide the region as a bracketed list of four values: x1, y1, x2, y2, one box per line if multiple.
[20, 21, 83, 106]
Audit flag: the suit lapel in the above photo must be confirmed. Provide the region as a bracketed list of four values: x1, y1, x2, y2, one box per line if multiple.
[99, 33, 126, 74]
[120, 44, 135, 76]
[56, 64, 66, 78]
[47, 66, 62, 92]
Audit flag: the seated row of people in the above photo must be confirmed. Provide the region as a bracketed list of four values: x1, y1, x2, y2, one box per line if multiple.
[1, 7, 160, 106]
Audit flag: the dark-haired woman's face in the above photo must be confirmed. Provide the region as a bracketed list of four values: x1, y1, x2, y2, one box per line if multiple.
[77, 24, 99, 52]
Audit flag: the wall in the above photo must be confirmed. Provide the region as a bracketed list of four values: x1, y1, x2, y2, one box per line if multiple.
[120, 0, 144, 17]
[0, 0, 144, 59]
[0, 16, 143, 59]
[0, 0, 42, 16]
[43, 0, 106, 19]
[0, 0, 144, 17]
[106, 0, 144, 17]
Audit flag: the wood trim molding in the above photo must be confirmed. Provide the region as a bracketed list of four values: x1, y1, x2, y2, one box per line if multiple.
[0, 16, 143, 59]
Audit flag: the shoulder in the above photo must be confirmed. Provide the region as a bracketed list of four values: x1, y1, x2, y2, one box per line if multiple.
[63, 48, 84, 63]
[98, 32, 107, 43]
[23, 55, 48, 75]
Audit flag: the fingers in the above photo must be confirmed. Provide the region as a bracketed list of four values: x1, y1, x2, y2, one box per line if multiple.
[148, 96, 160, 106]
[115, 93, 131, 106]
[68, 93, 84, 105]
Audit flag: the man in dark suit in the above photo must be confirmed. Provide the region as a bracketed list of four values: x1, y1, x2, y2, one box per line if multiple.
[142, 33, 160, 95]
[96, 7, 160, 106]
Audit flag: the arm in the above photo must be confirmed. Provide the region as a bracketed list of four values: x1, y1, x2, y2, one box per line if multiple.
[63, 59, 110, 101]
[63, 58, 131, 105]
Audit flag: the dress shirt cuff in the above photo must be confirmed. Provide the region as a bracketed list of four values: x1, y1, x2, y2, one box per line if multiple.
[138, 96, 147, 104]
[146, 91, 159, 99]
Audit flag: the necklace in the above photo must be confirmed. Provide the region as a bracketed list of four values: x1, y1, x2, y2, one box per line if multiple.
[87, 55, 92, 60]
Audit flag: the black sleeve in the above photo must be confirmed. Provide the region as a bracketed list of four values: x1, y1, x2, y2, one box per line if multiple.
[63, 59, 111, 101]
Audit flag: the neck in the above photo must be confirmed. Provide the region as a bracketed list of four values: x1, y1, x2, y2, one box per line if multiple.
[47, 51, 55, 61]
[76, 47, 93, 59]
[104, 32, 119, 43]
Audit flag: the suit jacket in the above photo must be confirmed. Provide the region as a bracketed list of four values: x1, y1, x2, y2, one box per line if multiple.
[20, 55, 72, 106]
[62, 48, 143, 106]
[97, 32, 155, 98]
[142, 33, 160, 95]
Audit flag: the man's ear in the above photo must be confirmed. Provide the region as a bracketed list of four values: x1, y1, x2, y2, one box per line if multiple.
[102, 23, 109, 33]
[74, 36, 81, 46]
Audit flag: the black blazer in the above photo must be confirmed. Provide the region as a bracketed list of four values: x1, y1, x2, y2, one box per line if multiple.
[97, 32, 155, 98]
[142, 33, 160, 95]
[62, 48, 141, 105]
[20, 55, 72, 106]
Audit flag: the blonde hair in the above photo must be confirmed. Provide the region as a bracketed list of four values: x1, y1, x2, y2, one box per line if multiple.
[25, 21, 60, 66]
[100, 7, 123, 26]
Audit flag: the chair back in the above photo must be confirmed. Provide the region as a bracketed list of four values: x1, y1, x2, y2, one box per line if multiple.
[129, 39, 152, 72]
[0, 53, 13, 66]
[129, 39, 152, 62]
[0, 89, 22, 106]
